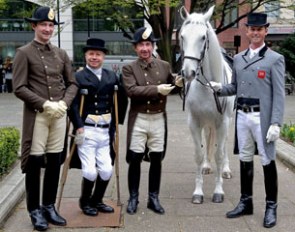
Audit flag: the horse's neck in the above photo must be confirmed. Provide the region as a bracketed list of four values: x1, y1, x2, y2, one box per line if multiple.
[205, 25, 224, 83]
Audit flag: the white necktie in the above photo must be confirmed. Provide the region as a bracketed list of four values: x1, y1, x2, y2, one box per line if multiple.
[250, 52, 256, 59]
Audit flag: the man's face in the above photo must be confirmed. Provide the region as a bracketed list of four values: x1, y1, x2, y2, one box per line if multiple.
[85, 50, 105, 69]
[246, 26, 268, 48]
[32, 21, 54, 44]
[134, 41, 154, 61]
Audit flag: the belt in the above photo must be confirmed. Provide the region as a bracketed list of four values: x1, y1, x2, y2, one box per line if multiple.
[237, 104, 260, 113]
[84, 122, 110, 128]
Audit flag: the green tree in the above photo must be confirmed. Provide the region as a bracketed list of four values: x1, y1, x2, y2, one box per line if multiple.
[278, 33, 295, 81]
[31, 0, 294, 68]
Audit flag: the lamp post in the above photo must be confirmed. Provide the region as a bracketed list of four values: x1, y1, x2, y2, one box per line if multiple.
[57, 0, 61, 48]
[87, 0, 90, 38]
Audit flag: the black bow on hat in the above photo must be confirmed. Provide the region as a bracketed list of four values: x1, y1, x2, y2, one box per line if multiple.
[245, 13, 269, 27]
[83, 38, 108, 53]
[131, 27, 160, 44]
[25, 6, 63, 25]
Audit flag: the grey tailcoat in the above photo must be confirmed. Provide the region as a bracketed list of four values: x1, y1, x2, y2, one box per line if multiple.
[219, 46, 285, 160]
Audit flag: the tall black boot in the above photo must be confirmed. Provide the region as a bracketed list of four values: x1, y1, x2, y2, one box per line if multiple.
[126, 151, 144, 215]
[263, 160, 278, 228]
[91, 175, 114, 213]
[147, 152, 165, 214]
[226, 161, 253, 218]
[42, 153, 66, 226]
[26, 155, 48, 231]
[80, 177, 98, 216]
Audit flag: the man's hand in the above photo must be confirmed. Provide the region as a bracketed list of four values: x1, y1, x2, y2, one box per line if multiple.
[266, 124, 280, 143]
[209, 81, 222, 91]
[53, 100, 68, 119]
[175, 75, 184, 87]
[157, 84, 175, 96]
[42, 100, 59, 117]
[75, 131, 85, 145]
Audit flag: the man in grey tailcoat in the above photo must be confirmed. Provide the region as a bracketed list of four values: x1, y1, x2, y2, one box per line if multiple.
[210, 13, 285, 228]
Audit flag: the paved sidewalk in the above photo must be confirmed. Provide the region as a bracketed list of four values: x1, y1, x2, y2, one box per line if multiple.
[1, 93, 295, 232]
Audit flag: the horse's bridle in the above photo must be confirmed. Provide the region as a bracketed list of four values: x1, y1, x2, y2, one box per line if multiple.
[181, 29, 225, 114]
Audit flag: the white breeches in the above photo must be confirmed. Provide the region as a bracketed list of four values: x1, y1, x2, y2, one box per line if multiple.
[77, 126, 113, 182]
[30, 112, 66, 155]
[237, 110, 270, 165]
[129, 113, 165, 153]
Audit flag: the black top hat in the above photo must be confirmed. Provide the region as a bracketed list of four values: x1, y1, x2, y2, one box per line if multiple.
[25, 6, 62, 25]
[83, 38, 108, 53]
[131, 27, 160, 44]
[245, 13, 269, 27]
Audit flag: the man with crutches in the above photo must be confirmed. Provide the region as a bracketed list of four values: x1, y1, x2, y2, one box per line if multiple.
[69, 38, 127, 216]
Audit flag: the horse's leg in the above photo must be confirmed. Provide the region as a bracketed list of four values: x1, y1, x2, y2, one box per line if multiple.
[212, 123, 228, 203]
[203, 126, 214, 175]
[188, 116, 204, 204]
[222, 136, 232, 179]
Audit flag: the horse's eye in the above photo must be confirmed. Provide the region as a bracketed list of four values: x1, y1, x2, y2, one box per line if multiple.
[202, 35, 206, 40]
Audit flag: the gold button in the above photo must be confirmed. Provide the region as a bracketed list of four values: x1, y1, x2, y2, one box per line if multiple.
[144, 73, 147, 76]
[146, 109, 150, 113]
[95, 110, 99, 114]
[158, 81, 161, 84]
[160, 100, 163, 103]
[147, 101, 150, 104]
[146, 81, 149, 85]
[95, 102, 98, 106]
[50, 97, 53, 100]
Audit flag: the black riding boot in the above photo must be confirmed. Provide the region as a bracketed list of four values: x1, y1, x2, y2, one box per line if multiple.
[263, 160, 278, 228]
[126, 151, 144, 215]
[26, 155, 48, 231]
[80, 178, 98, 216]
[226, 161, 253, 218]
[147, 152, 165, 214]
[42, 153, 66, 226]
[91, 175, 114, 213]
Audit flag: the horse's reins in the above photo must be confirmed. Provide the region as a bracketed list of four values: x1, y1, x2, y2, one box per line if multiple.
[181, 29, 224, 115]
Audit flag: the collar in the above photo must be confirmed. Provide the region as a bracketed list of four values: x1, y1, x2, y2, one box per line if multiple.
[86, 65, 102, 76]
[32, 40, 52, 51]
[249, 43, 265, 54]
[138, 58, 155, 69]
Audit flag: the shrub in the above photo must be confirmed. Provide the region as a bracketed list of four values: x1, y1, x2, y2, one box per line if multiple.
[0, 127, 20, 177]
[280, 123, 295, 146]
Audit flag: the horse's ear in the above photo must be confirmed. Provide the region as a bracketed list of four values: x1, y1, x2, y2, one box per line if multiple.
[204, 5, 215, 22]
[180, 6, 189, 20]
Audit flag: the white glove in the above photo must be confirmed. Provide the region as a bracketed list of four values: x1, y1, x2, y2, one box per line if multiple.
[42, 100, 59, 117]
[74, 131, 85, 145]
[209, 81, 222, 91]
[266, 124, 280, 143]
[53, 100, 68, 119]
[157, 84, 175, 96]
[175, 75, 184, 87]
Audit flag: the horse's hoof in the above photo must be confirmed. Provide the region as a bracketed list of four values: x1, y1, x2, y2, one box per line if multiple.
[212, 193, 224, 203]
[192, 195, 203, 204]
[202, 167, 212, 175]
[222, 171, 232, 179]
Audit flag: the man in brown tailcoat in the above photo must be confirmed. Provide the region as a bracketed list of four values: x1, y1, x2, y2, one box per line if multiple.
[12, 6, 78, 231]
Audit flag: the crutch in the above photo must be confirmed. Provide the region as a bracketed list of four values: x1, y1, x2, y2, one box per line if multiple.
[57, 88, 88, 211]
[113, 85, 121, 206]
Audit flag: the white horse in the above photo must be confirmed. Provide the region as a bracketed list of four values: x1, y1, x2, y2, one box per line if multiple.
[179, 6, 235, 204]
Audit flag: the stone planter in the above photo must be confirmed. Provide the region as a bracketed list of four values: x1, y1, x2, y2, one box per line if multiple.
[277, 139, 295, 172]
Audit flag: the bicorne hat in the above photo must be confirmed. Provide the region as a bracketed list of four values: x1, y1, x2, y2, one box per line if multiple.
[245, 13, 269, 27]
[25, 6, 62, 25]
[131, 27, 160, 44]
[83, 38, 108, 53]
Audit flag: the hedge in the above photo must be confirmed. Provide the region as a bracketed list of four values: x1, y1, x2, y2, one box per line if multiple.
[0, 127, 20, 177]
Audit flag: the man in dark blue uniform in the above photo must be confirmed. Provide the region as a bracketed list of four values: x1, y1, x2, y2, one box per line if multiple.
[69, 38, 127, 216]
